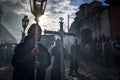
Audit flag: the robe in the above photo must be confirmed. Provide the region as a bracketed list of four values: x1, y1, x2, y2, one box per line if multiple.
[12, 41, 51, 80]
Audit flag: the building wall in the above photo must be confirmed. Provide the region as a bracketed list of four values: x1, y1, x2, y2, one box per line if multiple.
[100, 9, 110, 37]
[109, 6, 120, 38]
[69, 1, 111, 42]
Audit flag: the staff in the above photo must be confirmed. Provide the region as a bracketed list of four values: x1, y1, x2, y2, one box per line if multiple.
[29, 0, 47, 80]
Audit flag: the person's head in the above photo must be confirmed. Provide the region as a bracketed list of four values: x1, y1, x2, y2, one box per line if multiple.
[73, 39, 78, 46]
[55, 39, 60, 47]
[27, 23, 42, 41]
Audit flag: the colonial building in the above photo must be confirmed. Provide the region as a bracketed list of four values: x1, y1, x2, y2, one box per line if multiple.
[69, 0, 110, 42]
[105, 0, 120, 38]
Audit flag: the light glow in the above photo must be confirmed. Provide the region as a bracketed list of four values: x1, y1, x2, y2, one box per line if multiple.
[39, 15, 48, 26]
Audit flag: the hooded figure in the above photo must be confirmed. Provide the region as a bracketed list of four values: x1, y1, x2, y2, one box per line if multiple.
[12, 24, 51, 80]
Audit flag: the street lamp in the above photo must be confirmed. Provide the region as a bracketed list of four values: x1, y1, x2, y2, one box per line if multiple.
[29, 0, 47, 44]
[21, 15, 29, 43]
[22, 15, 29, 31]
[29, 0, 47, 24]
[59, 17, 64, 32]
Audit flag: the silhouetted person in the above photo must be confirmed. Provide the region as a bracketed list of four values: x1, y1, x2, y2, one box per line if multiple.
[113, 37, 120, 68]
[104, 39, 113, 66]
[51, 39, 65, 80]
[12, 24, 51, 80]
[69, 39, 80, 76]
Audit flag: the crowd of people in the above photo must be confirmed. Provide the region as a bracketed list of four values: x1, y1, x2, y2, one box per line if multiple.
[46, 35, 120, 79]
[78, 36, 120, 68]
[0, 43, 15, 65]
[0, 23, 120, 80]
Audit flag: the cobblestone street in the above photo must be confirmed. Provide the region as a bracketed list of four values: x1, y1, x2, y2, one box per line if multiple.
[65, 60, 120, 80]
[0, 64, 13, 80]
[0, 59, 120, 80]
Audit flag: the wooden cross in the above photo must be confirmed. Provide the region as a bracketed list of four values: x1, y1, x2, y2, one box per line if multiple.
[44, 17, 79, 80]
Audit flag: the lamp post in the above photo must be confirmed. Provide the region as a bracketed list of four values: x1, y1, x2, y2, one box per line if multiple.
[29, 0, 47, 46]
[29, 0, 47, 80]
[59, 17, 64, 80]
[21, 15, 29, 43]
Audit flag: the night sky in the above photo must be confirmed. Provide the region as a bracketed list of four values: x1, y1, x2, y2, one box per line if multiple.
[0, 0, 105, 43]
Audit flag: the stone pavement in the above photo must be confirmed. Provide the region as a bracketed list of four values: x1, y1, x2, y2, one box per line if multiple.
[65, 59, 120, 80]
[0, 59, 120, 80]
[85, 61, 120, 80]
[0, 64, 13, 80]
